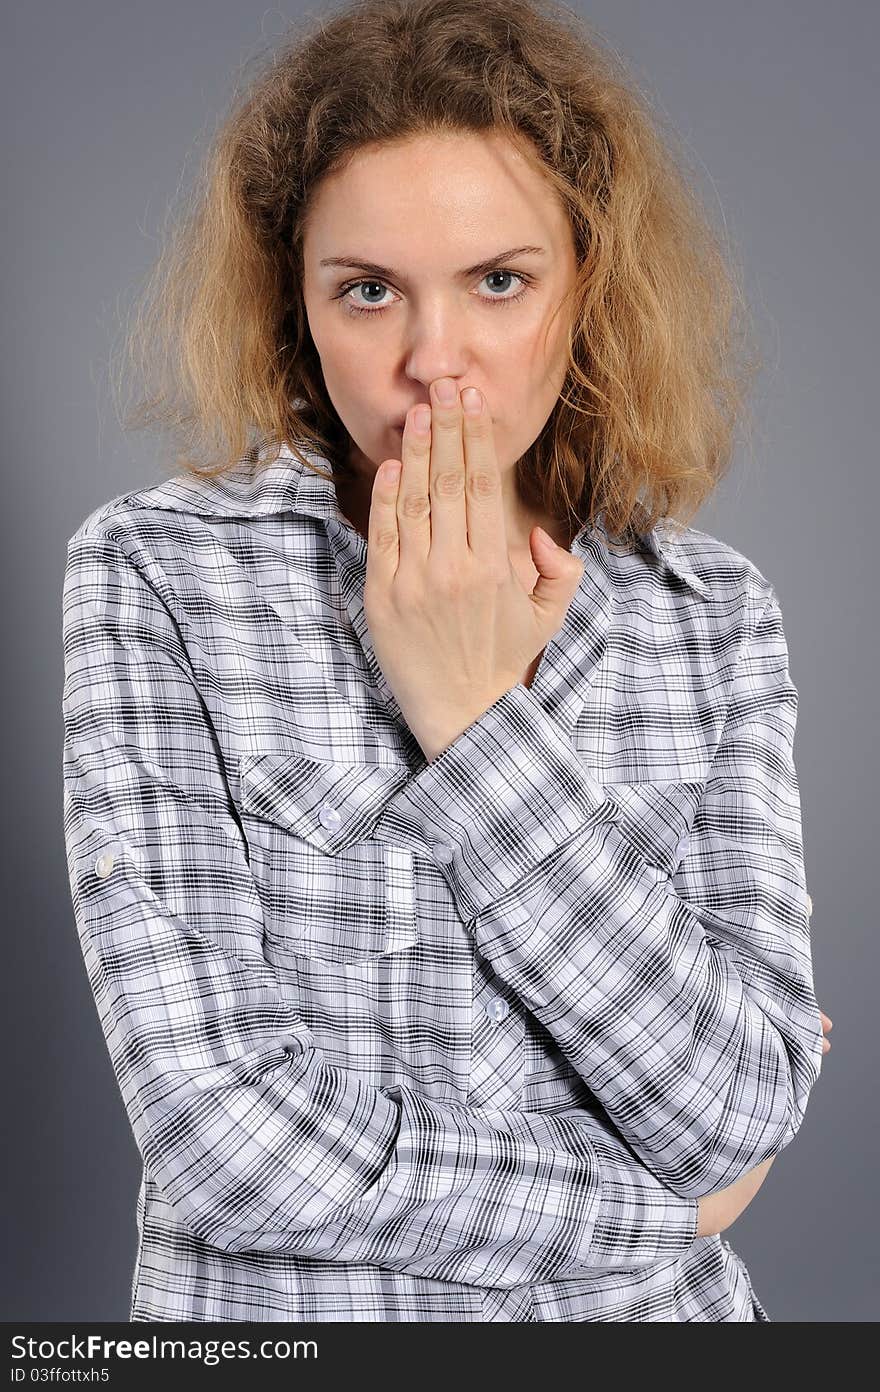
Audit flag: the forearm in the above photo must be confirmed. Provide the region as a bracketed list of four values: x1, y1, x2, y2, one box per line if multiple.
[376, 663, 823, 1198]
[696, 1155, 777, 1237]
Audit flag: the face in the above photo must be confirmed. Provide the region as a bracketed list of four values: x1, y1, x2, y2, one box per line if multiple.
[300, 129, 579, 523]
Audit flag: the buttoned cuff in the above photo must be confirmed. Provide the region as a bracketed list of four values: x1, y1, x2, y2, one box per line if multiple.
[376, 683, 619, 923]
[587, 1169, 700, 1269]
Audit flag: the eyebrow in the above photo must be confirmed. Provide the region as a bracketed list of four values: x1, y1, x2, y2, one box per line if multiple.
[318, 245, 547, 282]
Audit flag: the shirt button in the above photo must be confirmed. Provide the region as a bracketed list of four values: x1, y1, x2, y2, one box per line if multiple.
[805, 892, 813, 917]
[94, 851, 116, 879]
[433, 842, 455, 864]
[486, 997, 509, 1023]
[318, 803, 341, 831]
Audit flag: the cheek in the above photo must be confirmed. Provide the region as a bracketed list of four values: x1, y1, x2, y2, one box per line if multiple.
[304, 299, 361, 374]
[500, 304, 564, 370]
[312, 339, 375, 413]
[499, 329, 566, 405]
[313, 329, 359, 377]
[534, 307, 570, 367]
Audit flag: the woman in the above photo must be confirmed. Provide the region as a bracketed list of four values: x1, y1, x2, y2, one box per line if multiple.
[62, 0, 832, 1321]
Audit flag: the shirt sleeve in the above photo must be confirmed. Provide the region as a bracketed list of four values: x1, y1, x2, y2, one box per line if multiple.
[376, 584, 825, 1200]
[62, 523, 698, 1288]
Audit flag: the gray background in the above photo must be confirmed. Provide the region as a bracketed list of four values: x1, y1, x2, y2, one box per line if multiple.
[3, 0, 875, 1322]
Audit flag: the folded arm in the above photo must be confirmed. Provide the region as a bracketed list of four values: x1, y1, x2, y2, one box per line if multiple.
[375, 585, 825, 1200]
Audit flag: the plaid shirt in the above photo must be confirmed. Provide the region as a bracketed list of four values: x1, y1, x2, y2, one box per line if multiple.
[62, 440, 823, 1322]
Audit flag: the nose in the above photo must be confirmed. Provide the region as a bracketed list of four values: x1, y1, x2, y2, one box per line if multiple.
[400, 308, 470, 390]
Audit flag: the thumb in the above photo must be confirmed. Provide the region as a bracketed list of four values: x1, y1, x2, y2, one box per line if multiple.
[528, 526, 584, 619]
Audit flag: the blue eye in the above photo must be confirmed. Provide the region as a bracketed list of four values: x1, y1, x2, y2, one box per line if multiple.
[336, 268, 534, 317]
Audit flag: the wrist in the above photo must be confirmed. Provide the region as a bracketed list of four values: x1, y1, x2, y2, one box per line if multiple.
[414, 685, 520, 763]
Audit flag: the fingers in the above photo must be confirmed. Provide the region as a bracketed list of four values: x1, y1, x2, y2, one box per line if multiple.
[426, 378, 469, 567]
[365, 458, 402, 585]
[397, 404, 432, 564]
[820, 1008, 833, 1056]
[460, 386, 509, 571]
[391, 379, 506, 572]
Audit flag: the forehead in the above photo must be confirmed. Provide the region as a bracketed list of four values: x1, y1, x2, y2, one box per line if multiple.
[303, 129, 570, 254]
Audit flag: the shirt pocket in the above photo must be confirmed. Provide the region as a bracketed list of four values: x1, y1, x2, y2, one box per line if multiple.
[600, 777, 706, 879]
[238, 751, 418, 967]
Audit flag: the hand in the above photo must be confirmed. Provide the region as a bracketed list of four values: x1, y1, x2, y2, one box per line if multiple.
[363, 377, 585, 762]
[696, 1006, 833, 1237]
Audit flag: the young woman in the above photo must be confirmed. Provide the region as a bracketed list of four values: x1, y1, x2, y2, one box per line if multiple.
[62, 0, 832, 1322]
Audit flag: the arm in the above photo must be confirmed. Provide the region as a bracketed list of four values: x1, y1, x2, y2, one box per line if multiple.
[62, 522, 700, 1288]
[374, 585, 825, 1200]
[697, 1156, 776, 1238]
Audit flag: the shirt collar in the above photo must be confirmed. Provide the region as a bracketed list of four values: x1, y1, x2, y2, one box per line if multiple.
[634, 519, 711, 598]
[127, 440, 710, 599]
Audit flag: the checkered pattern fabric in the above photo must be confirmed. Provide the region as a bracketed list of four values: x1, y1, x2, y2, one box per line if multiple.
[61, 439, 823, 1320]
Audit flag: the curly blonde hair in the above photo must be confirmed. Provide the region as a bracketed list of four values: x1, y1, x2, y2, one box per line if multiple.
[114, 0, 762, 547]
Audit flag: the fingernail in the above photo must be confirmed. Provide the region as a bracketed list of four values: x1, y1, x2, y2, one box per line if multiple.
[461, 387, 482, 415]
[434, 377, 457, 405]
[413, 405, 431, 433]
